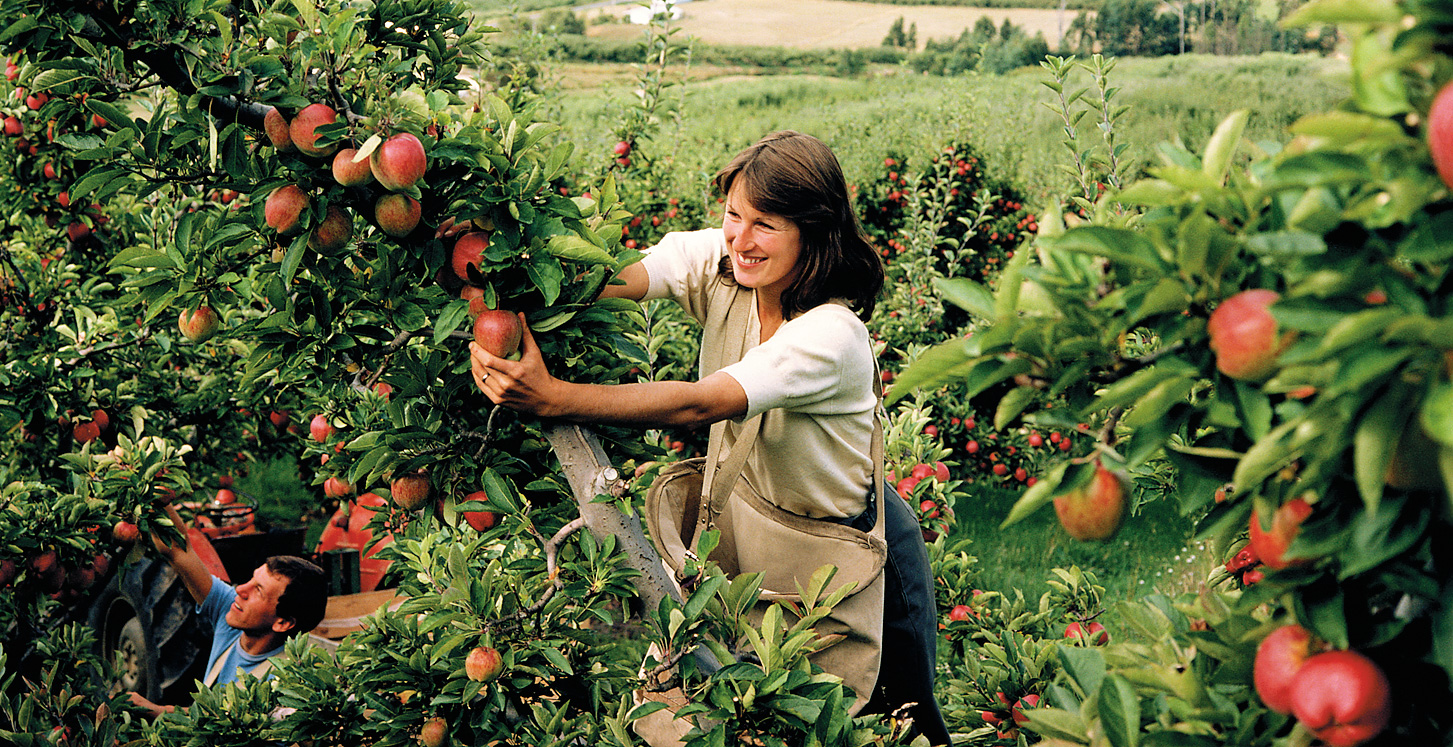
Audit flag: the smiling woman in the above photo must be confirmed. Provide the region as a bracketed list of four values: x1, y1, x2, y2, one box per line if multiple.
[468, 130, 949, 743]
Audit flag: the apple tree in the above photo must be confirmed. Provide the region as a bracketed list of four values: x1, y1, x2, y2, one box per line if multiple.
[895, 0, 1453, 743]
[0, 1, 924, 745]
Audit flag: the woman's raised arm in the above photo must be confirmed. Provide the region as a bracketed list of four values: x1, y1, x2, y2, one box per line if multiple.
[470, 313, 747, 429]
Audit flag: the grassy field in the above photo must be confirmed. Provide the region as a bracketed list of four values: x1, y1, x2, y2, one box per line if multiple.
[581, 0, 1073, 50]
[556, 53, 1350, 202]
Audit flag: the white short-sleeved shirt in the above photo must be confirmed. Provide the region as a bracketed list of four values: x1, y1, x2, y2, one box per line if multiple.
[640, 229, 875, 518]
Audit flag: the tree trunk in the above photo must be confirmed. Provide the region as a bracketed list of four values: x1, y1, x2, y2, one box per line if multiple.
[542, 423, 722, 673]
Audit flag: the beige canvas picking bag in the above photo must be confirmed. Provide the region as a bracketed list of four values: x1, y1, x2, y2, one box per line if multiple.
[637, 283, 888, 744]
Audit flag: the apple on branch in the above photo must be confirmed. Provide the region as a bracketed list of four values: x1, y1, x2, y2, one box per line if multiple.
[179, 306, 221, 343]
[1207, 289, 1294, 381]
[375, 193, 420, 238]
[290, 103, 338, 158]
[331, 147, 373, 187]
[1052, 461, 1128, 541]
[265, 185, 309, 236]
[263, 106, 293, 152]
[371, 132, 427, 191]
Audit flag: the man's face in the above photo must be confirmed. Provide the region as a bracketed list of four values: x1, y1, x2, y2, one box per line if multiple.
[224, 565, 294, 636]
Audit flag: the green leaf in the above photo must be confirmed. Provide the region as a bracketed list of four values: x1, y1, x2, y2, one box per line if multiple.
[1201, 109, 1248, 183]
[1041, 226, 1169, 273]
[1098, 674, 1141, 747]
[1234, 380, 1273, 442]
[108, 247, 176, 270]
[1245, 230, 1327, 257]
[934, 277, 996, 320]
[545, 234, 613, 266]
[885, 339, 974, 405]
[1001, 460, 1073, 529]
[1422, 382, 1453, 448]
[1398, 211, 1453, 263]
[86, 98, 139, 135]
[433, 300, 471, 344]
[1121, 376, 1195, 431]
[1353, 383, 1415, 513]
[1056, 645, 1106, 698]
[994, 386, 1036, 430]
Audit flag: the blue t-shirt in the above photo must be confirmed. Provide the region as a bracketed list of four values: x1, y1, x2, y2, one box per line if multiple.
[197, 577, 284, 685]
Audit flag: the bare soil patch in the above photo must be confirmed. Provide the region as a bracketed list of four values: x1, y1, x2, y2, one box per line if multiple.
[583, 0, 1073, 50]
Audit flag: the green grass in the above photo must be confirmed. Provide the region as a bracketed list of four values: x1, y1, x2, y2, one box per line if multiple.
[557, 53, 1349, 202]
[946, 485, 1218, 631]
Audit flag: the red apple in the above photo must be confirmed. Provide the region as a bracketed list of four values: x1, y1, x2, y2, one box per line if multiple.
[0, 558, 17, 586]
[418, 715, 448, 747]
[289, 103, 338, 158]
[323, 476, 354, 499]
[214, 488, 236, 504]
[331, 147, 373, 186]
[2, 116, 19, 137]
[451, 232, 491, 284]
[72, 420, 101, 444]
[473, 309, 523, 360]
[91, 113, 107, 128]
[308, 205, 353, 251]
[895, 475, 921, 499]
[263, 106, 293, 152]
[178, 306, 221, 343]
[391, 471, 431, 510]
[613, 140, 631, 156]
[1427, 80, 1453, 189]
[464, 645, 503, 682]
[933, 461, 950, 482]
[919, 499, 939, 519]
[370, 132, 427, 191]
[460, 491, 497, 531]
[67, 221, 91, 243]
[1207, 289, 1294, 381]
[1064, 621, 1109, 645]
[948, 604, 973, 622]
[1052, 462, 1127, 541]
[461, 285, 487, 318]
[269, 410, 289, 428]
[43, 162, 56, 180]
[310, 414, 335, 442]
[91, 409, 109, 432]
[1011, 694, 1040, 726]
[1289, 650, 1391, 747]
[112, 520, 141, 544]
[1248, 497, 1313, 570]
[374, 193, 421, 238]
[1253, 623, 1317, 715]
[264, 184, 309, 235]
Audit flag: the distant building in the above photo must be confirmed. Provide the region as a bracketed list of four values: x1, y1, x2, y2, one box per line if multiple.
[628, 0, 688, 25]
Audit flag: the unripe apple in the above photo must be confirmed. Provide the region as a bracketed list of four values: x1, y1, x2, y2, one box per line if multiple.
[112, 520, 141, 544]
[374, 193, 421, 238]
[331, 147, 373, 186]
[370, 132, 427, 191]
[290, 103, 338, 158]
[460, 491, 497, 531]
[473, 309, 523, 360]
[418, 716, 448, 747]
[265, 185, 309, 235]
[464, 645, 503, 682]
[1052, 462, 1127, 541]
[1289, 650, 1391, 747]
[451, 232, 491, 284]
[1207, 289, 1294, 381]
[310, 414, 335, 442]
[1064, 620, 1109, 645]
[391, 471, 431, 510]
[1253, 623, 1317, 714]
[179, 306, 221, 343]
[1248, 497, 1313, 570]
[1427, 80, 1453, 189]
[308, 205, 353, 251]
[263, 106, 293, 152]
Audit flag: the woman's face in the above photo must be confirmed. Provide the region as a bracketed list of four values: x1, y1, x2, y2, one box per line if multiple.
[722, 182, 803, 298]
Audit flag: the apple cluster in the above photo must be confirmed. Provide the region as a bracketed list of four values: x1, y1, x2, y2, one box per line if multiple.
[1254, 624, 1391, 746]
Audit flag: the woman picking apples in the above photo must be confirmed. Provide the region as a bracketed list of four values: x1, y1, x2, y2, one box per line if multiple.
[470, 131, 948, 744]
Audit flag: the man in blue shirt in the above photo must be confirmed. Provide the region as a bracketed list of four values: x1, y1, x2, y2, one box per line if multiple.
[128, 504, 327, 716]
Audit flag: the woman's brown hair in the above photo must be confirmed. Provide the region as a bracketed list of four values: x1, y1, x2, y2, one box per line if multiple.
[712, 131, 884, 320]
